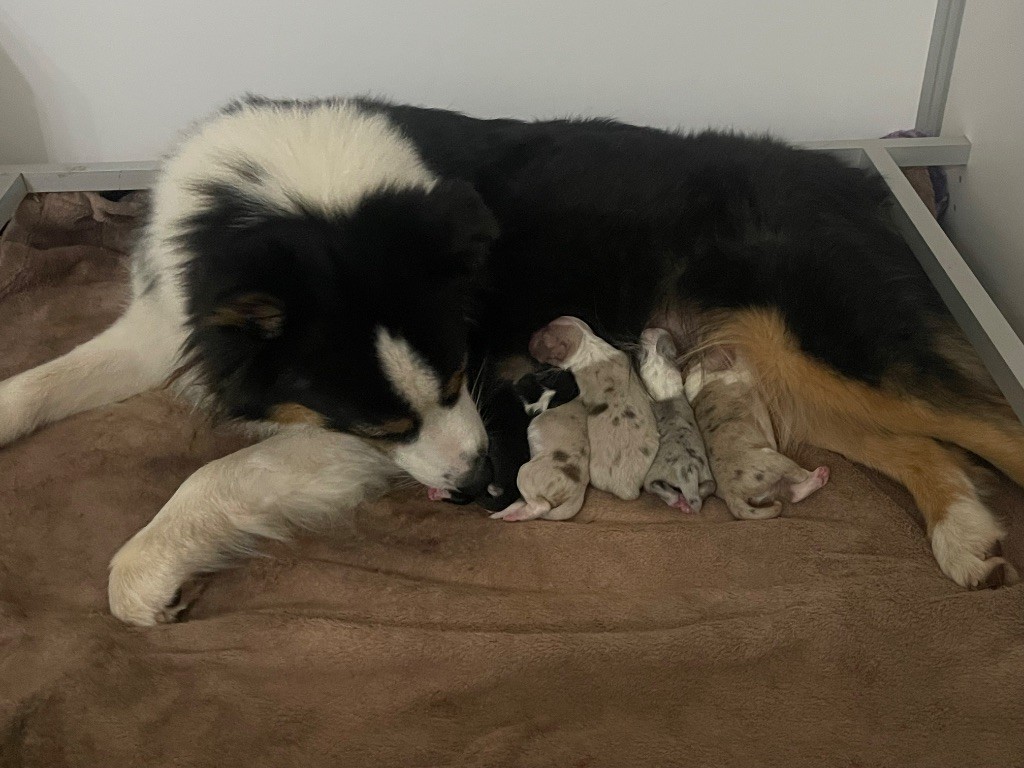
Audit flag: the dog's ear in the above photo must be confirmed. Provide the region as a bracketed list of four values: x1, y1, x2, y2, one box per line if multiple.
[423, 180, 499, 273]
[204, 291, 286, 339]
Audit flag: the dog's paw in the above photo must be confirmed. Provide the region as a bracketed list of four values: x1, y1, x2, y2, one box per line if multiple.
[108, 535, 188, 626]
[931, 497, 1016, 588]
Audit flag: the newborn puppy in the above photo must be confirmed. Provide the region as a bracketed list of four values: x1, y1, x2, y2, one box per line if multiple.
[491, 393, 590, 522]
[638, 328, 715, 512]
[530, 316, 657, 500]
[431, 369, 580, 511]
[685, 353, 829, 520]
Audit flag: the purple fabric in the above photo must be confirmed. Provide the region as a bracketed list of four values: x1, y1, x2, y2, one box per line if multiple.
[883, 129, 950, 221]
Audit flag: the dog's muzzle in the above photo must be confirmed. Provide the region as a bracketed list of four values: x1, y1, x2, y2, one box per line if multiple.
[446, 453, 494, 505]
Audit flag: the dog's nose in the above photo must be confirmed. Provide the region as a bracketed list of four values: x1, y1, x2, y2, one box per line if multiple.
[455, 452, 493, 499]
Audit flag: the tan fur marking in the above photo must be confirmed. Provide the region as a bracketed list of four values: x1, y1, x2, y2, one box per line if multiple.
[356, 417, 416, 439]
[205, 292, 285, 338]
[441, 367, 466, 402]
[268, 403, 326, 427]
[815, 424, 972, 531]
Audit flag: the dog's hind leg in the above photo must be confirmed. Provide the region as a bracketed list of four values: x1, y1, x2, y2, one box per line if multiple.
[709, 306, 1021, 587]
[108, 425, 399, 625]
[0, 296, 183, 446]
[814, 424, 1016, 588]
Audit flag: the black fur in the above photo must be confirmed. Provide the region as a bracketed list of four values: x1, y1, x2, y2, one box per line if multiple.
[183, 96, 975, 495]
[356, 99, 966, 395]
[179, 177, 497, 433]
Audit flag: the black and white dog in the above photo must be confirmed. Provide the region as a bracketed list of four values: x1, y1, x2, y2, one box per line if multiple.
[1, 96, 1021, 624]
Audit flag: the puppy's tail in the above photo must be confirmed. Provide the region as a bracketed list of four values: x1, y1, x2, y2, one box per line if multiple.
[0, 297, 184, 446]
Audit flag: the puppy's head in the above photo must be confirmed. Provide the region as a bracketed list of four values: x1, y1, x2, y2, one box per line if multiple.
[639, 327, 683, 401]
[183, 179, 499, 491]
[528, 317, 586, 367]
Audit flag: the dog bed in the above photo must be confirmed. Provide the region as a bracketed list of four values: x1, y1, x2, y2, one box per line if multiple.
[1, 192, 1023, 767]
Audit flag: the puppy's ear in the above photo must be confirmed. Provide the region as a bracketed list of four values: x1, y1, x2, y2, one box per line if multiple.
[424, 180, 499, 272]
[655, 331, 678, 360]
[204, 291, 285, 339]
[641, 327, 678, 363]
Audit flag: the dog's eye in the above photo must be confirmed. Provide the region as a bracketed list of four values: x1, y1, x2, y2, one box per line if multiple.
[441, 367, 466, 406]
[353, 417, 417, 442]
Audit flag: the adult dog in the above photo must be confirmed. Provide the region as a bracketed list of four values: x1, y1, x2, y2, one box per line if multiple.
[1, 96, 1021, 625]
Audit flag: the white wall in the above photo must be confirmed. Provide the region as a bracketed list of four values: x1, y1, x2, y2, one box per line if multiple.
[0, 1, 936, 164]
[941, 1, 1024, 339]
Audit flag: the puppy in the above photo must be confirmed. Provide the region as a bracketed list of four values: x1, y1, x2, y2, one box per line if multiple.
[530, 316, 657, 500]
[491, 390, 590, 522]
[429, 369, 580, 511]
[638, 328, 715, 512]
[685, 353, 829, 520]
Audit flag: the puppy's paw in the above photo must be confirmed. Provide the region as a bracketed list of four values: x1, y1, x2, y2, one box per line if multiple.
[647, 479, 700, 513]
[931, 497, 1014, 589]
[491, 500, 548, 522]
[108, 535, 188, 626]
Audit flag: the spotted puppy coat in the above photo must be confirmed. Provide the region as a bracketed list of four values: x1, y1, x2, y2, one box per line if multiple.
[685, 355, 829, 520]
[491, 376, 590, 522]
[530, 316, 657, 500]
[638, 328, 715, 512]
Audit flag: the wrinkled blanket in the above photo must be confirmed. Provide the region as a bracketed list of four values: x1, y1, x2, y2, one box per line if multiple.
[1, 192, 1023, 767]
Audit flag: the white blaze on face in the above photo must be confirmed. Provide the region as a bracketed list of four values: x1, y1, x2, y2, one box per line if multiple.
[375, 328, 487, 489]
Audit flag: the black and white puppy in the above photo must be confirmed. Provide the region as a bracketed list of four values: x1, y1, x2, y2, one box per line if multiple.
[433, 368, 580, 511]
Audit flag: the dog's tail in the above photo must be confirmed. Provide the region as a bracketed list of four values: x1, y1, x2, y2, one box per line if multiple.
[706, 307, 1024, 489]
[0, 297, 184, 446]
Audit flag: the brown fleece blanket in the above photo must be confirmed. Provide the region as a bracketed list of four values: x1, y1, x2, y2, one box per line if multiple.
[2, 192, 1024, 768]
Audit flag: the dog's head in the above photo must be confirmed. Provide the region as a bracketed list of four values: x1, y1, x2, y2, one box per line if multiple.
[182, 178, 499, 492]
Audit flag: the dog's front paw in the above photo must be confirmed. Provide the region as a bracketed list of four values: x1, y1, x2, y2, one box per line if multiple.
[108, 534, 188, 626]
[931, 498, 1018, 588]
